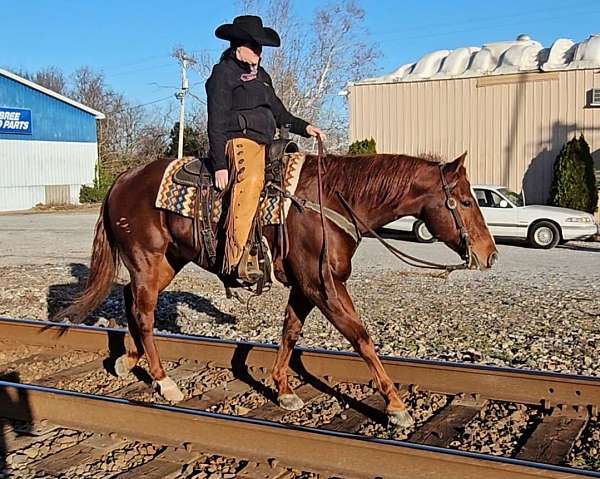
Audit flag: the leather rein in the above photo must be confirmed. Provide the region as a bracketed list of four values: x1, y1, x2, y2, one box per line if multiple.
[310, 138, 473, 275]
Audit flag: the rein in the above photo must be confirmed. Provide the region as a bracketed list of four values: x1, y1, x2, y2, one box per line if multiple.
[336, 193, 469, 274]
[310, 148, 473, 275]
[316, 135, 337, 298]
[288, 142, 473, 291]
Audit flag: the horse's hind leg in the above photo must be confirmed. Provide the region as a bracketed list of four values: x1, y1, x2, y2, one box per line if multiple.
[117, 254, 185, 402]
[272, 288, 314, 410]
[114, 283, 144, 377]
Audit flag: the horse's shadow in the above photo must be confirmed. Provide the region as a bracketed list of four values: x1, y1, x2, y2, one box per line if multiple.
[47, 263, 236, 333]
[0, 372, 33, 475]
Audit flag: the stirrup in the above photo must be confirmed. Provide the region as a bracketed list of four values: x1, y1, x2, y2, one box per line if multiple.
[238, 246, 264, 284]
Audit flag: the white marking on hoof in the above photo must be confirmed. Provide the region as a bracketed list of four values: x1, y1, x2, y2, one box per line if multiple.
[387, 409, 415, 428]
[278, 393, 304, 411]
[114, 355, 132, 378]
[155, 376, 184, 402]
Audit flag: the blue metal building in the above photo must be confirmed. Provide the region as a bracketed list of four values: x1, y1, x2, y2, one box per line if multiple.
[0, 69, 105, 211]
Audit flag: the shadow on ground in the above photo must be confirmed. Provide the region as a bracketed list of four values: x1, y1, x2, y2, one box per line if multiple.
[0, 372, 33, 475]
[46, 263, 235, 331]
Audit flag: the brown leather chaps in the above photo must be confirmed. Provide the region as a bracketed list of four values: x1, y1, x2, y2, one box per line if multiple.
[223, 138, 266, 275]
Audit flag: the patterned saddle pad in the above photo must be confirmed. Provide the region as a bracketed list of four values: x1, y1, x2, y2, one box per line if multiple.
[155, 158, 199, 218]
[155, 153, 306, 225]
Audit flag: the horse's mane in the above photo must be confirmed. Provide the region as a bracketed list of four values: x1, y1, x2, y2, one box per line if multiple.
[304, 153, 439, 206]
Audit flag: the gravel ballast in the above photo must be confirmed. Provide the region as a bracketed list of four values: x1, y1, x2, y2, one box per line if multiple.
[1, 262, 598, 377]
[1, 223, 600, 473]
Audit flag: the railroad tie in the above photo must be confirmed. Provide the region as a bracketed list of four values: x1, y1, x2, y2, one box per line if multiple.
[111, 362, 204, 399]
[111, 447, 203, 479]
[248, 380, 339, 422]
[237, 461, 295, 479]
[0, 351, 64, 380]
[323, 386, 410, 433]
[409, 396, 488, 447]
[516, 406, 589, 465]
[2, 420, 62, 453]
[30, 433, 127, 475]
[37, 357, 106, 387]
[181, 368, 269, 411]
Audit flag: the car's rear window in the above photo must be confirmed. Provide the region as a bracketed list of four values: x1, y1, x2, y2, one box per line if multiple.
[498, 188, 524, 207]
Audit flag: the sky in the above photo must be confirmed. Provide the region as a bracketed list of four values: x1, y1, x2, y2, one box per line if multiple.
[2, 0, 600, 111]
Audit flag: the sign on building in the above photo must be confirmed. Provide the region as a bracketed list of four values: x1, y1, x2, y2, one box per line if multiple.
[0, 107, 32, 135]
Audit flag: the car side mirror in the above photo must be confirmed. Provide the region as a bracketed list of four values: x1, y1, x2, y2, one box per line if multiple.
[499, 200, 509, 208]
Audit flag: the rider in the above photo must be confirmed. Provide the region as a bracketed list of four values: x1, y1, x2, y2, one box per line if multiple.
[206, 15, 325, 283]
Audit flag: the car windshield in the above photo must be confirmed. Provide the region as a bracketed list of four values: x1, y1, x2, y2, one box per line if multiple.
[498, 188, 524, 207]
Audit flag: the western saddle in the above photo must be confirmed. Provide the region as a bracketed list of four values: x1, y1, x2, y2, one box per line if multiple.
[172, 136, 299, 293]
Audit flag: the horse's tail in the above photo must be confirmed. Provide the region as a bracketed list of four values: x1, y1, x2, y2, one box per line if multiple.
[53, 197, 120, 324]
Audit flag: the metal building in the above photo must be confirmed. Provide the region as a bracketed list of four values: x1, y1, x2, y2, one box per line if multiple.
[347, 34, 600, 204]
[0, 69, 104, 211]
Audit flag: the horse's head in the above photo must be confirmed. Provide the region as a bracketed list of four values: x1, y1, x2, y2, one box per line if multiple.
[419, 153, 498, 270]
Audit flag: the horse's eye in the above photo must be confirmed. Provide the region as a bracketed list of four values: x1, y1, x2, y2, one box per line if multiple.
[461, 200, 473, 208]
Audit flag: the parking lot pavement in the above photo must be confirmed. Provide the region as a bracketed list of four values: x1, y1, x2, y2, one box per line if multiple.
[355, 229, 600, 283]
[0, 211, 599, 283]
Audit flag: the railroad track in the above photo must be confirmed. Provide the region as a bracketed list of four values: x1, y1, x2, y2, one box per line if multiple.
[1, 316, 599, 478]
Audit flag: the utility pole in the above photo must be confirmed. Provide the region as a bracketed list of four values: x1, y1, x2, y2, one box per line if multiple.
[173, 48, 196, 159]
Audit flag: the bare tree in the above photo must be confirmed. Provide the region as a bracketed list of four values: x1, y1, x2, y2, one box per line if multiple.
[234, 0, 380, 151]
[69, 66, 176, 175]
[8, 66, 67, 95]
[34, 67, 67, 94]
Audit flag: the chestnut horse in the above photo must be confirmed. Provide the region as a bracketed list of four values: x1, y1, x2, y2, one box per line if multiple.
[56, 151, 497, 427]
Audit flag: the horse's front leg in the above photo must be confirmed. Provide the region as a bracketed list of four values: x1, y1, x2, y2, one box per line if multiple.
[314, 280, 414, 428]
[272, 288, 314, 410]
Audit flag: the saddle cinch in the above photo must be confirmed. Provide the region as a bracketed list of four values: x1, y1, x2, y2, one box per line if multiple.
[172, 138, 300, 293]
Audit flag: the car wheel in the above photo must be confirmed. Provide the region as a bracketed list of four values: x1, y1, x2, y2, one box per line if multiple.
[414, 220, 435, 243]
[528, 221, 560, 249]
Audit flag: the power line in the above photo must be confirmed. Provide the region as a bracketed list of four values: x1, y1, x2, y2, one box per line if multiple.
[103, 96, 173, 116]
[99, 53, 172, 72]
[104, 62, 175, 78]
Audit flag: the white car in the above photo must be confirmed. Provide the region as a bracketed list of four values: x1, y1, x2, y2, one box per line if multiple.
[386, 185, 599, 249]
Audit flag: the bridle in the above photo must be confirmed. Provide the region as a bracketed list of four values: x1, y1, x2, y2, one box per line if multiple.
[333, 160, 476, 274]
[438, 162, 474, 267]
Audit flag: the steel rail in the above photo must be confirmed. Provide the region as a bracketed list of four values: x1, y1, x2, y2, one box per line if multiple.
[1, 317, 599, 411]
[1, 380, 599, 479]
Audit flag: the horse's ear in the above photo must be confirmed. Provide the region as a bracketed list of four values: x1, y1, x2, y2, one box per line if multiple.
[444, 151, 467, 177]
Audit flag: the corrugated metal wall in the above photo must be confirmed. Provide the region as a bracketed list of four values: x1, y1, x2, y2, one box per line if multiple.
[0, 72, 99, 211]
[0, 140, 97, 211]
[0, 75, 97, 142]
[0, 140, 97, 187]
[0, 186, 45, 211]
[349, 69, 600, 204]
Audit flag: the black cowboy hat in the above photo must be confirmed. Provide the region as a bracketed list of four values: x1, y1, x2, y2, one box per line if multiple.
[215, 15, 281, 47]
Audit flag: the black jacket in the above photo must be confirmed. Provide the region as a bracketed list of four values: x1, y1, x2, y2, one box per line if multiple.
[205, 52, 310, 171]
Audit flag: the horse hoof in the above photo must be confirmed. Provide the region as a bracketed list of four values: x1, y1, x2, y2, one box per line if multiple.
[114, 355, 131, 378]
[278, 393, 304, 411]
[155, 377, 184, 402]
[388, 409, 414, 428]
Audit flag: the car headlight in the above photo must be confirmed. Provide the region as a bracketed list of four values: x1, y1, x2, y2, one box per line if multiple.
[565, 216, 593, 223]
